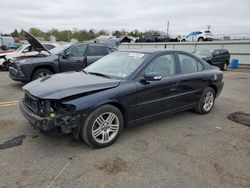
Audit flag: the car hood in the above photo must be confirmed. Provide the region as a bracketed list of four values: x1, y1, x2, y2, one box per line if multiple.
[0, 52, 15, 58]
[21, 30, 50, 53]
[23, 72, 120, 100]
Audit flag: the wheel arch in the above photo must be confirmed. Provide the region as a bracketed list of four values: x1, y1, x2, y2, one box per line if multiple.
[208, 84, 217, 96]
[198, 37, 204, 41]
[93, 100, 128, 126]
[32, 64, 56, 77]
[107, 102, 128, 126]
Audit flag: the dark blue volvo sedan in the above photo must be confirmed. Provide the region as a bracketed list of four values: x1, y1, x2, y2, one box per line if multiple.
[20, 49, 224, 148]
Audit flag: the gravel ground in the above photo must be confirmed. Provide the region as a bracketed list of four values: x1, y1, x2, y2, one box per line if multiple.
[0, 71, 249, 188]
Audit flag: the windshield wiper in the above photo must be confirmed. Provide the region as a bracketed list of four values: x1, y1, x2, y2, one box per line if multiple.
[87, 72, 111, 79]
[81, 70, 88, 74]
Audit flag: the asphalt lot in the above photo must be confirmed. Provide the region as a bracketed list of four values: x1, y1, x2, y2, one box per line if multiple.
[0, 70, 249, 188]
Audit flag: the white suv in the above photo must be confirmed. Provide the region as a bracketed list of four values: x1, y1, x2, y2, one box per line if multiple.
[180, 31, 213, 42]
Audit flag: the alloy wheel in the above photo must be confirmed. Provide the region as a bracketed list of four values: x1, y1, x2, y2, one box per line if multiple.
[37, 72, 50, 78]
[203, 91, 214, 112]
[92, 112, 119, 144]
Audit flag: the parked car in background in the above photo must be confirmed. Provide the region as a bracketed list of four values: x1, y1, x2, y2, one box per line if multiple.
[136, 35, 158, 42]
[180, 31, 213, 42]
[0, 36, 15, 47]
[9, 31, 115, 82]
[20, 49, 224, 148]
[194, 49, 230, 71]
[136, 34, 178, 42]
[0, 45, 15, 54]
[0, 43, 57, 70]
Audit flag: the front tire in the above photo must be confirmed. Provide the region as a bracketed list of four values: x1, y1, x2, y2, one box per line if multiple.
[81, 105, 124, 148]
[32, 68, 52, 80]
[194, 87, 215, 114]
[2, 60, 10, 71]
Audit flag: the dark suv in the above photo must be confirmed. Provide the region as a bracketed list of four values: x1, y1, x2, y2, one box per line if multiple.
[9, 31, 115, 82]
[194, 49, 230, 71]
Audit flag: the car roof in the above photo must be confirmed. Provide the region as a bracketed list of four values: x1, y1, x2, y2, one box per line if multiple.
[118, 48, 183, 54]
[196, 49, 228, 52]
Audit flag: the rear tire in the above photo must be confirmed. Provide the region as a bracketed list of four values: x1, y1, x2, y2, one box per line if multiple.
[32, 68, 52, 80]
[81, 105, 124, 148]
[194, 87, 215, 114]
[198, 37, 204, 42]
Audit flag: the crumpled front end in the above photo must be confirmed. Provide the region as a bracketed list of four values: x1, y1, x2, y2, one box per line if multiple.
[20, 92, 85, 134]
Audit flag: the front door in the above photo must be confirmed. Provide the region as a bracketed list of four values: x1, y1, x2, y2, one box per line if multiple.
[59, 44, 87, 72]
[135, 53, 181, 119]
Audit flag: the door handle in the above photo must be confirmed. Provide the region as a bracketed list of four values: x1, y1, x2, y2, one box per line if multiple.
[202, 77, 207, 80]
[170, 87, 177, 92]
[76, 60, 82, 63]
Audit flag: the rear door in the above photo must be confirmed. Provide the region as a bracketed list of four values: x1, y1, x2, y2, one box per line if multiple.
[59, 44, 87, 72]
[135, 53, 181, 119]
[86, 45, 109, 66]
[211, 50, 224, 66]
[176, 52, 208, 106]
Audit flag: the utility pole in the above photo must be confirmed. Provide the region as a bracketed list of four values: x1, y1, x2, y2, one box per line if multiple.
[206, 25, 211, 31]
[68, 30, 70, 42]
[167, 21, 170, 38]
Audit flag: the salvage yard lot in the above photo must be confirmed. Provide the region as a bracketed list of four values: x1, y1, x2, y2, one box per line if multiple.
[0, 71, 250, 188]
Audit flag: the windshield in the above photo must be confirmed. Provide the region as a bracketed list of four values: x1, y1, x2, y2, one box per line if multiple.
[16, 44, 29, 52]
[84, 51, 148, 79]
[50, 44, 71, 54]
[195, 50, 213, 56]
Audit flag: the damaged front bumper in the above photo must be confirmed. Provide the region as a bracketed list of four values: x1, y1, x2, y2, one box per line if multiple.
[19, 100, 85, 135]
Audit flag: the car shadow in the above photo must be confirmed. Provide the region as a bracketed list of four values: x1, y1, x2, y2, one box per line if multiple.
[9, 82, 26, 90]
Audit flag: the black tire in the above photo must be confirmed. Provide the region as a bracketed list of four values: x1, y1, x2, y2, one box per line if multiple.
[32, 68, 52, 80]
[221, 62, 228, 71]
[81, 104, 124, 148]
[2, 60, 9, 71]
[194, 87, 215, 114]
[198, 37, 204, 42]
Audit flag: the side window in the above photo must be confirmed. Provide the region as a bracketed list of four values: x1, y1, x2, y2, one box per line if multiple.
[178, 54, 203, 74]
[87, 46, 108, 56]
[44, 44, 55, 50]
[145, 54, 176, 77]
[220, 50, 227, 55]
[23, 46, 31, 53]
[214, 50, 220, 56]
[67, 44, 86, 57]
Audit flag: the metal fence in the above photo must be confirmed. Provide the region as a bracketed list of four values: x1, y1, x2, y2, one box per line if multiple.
[119, 40, 250, 65]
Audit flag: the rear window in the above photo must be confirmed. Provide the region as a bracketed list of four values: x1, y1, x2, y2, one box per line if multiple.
[87, 46, 108, 56]
[178, 53, 204, 74]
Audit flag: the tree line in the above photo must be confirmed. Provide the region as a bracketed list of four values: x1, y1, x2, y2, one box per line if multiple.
[1, 28, 164, 42]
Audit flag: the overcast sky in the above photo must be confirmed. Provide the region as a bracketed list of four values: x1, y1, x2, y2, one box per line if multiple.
[0, 0, 250, 35]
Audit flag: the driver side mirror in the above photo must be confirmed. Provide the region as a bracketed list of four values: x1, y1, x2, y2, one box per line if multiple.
[140, 72, 162, 82]
[61, 51, 69, 59]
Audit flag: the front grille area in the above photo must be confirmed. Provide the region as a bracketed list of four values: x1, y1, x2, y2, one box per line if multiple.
[9, 61, 17, 69]
[24, 93, 39, 114]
